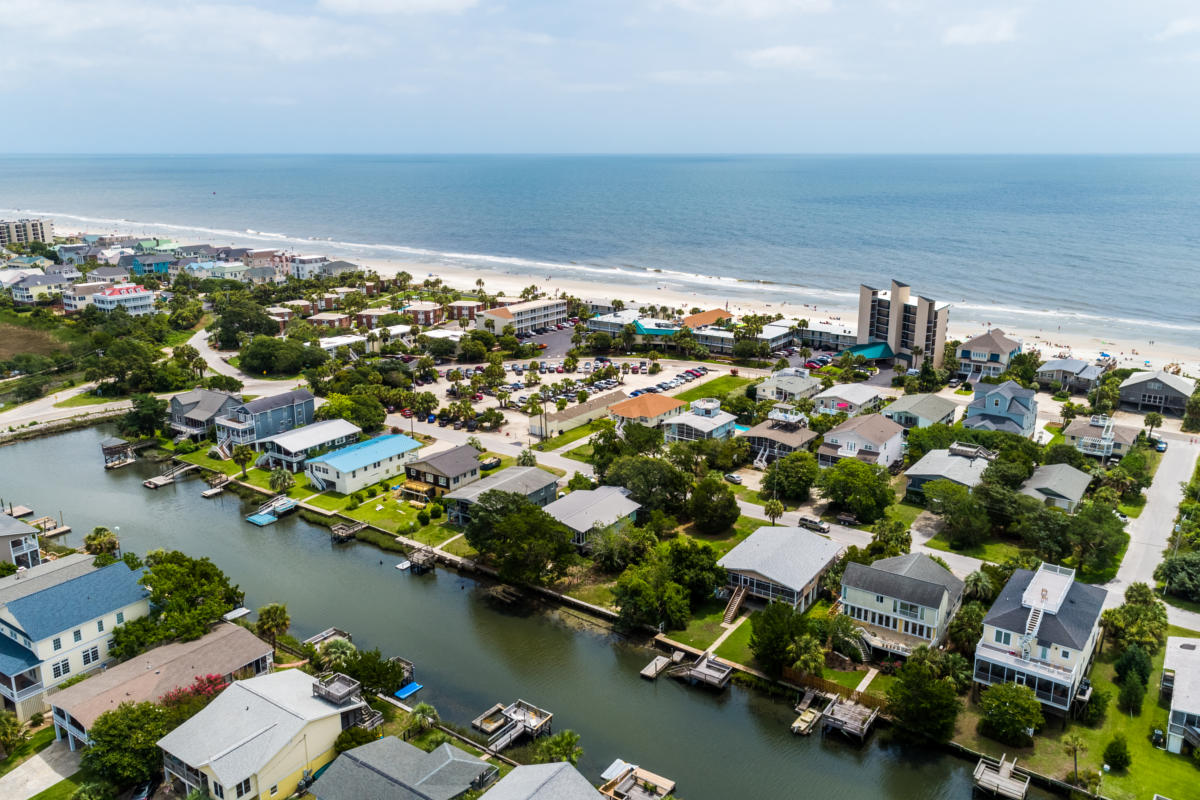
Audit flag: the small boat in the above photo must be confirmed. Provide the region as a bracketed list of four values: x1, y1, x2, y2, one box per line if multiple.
[791, 708, 819, 735]
[395, 561, 412, 571]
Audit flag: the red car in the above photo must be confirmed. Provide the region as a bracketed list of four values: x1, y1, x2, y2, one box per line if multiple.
[400, 408, 413, 418]
[473, 393, 484, 401]
[805, 361, 822, 369]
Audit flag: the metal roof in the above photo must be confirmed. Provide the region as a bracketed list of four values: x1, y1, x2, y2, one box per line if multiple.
[1164, 637, 1200, 715]
[259, 419, 361, 453]
[444, 467, 559, 504]
[309, 434, 421, 474]
[718, 527, 843, 593]
[544, 487, 640, 534]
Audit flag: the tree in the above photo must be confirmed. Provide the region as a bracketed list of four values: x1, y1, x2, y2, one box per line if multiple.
[885, 659, 961, 741]
[764, 498, 784, 525]
[924, 479, 990, 548]
[1062, 733, 1088, 786]
[1143, 411, 1164, 439]
[605, 456, 692, 516]
[1104, 734, 1132, 770]
[410, 702, 440, 731]
[687, 475, 740, 535]
[622, 422, 663, 456]
[978, 683, 1043, 745]
[948, 601, 986, 654]
[463, 491, 580, 586]
[231, 444, 255, 479]
[749, 601, 804, 677]
[789, 633, 825, 678]
[817, 459, 894, 523]
[321, 638, 358, 671]
[84, 526, 120, 556]
[963, 570, 994, 603]
[516, 449, 538, 467]
[0, 710, 26, 755]
[129, 550, 243, 647]
[535, 730, 583, 765]
[1155, 551, 1200, 603]
[268, 467, 295, 495]
[334, 726, 377, 753]
[762, 451, 818, 501]
[314, 392, 386, 432]
[1117, 674, 1146, 713]
[255, 603, 290, 651]
[119, 394, 168, 437]
[83, 702, 170, 787]
[1069, 501, 1128, 574]
[1113, 643, 1152, 686]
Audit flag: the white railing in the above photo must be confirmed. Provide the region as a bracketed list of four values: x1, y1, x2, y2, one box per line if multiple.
[975, 643, 1076, 680]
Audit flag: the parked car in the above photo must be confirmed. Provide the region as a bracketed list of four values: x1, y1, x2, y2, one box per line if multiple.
[426, 414, 437, 423]
[798, 516, 830, 533]
[400, 408, 413, 418]
[1155, 439, 1168, 452]
[453, 420, 464, 430]
[723, 473, 743, 485]
[438, 417, 450, 427]
[948, 377, 962, 388]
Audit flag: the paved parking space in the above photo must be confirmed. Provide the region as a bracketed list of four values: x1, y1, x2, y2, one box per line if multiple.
[0, 740, 81, 800]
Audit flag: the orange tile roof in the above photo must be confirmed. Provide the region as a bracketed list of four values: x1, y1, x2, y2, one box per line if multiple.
[487, 307, 514, 319]
[608, 393, 686, 419]
[681, 308, 733, 329]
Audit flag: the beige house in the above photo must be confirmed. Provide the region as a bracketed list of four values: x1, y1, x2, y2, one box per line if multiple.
[607, 394, 686, 428]
[530, 390, 628, 438]
[1062, 416, 1139, 459]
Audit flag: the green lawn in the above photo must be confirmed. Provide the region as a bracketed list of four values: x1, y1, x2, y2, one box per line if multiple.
[713, 617, 755, 666]
[52, 391, 121, 408]
[865, 671, 896, 696]
[479, 451, 514, 476]
[564, 443, 593, 463]
[237, 467, 314, 498]
[442, 536, 480, 559]
[675, 375, 753, 403]
[683, 516, 767, 557]
[0, 727, 56, 778]
[27, 767, 104, 800]
[1043, 422, 1064, 448]
[923, 530, 1025, 564]
[337, 496, 462, 546]
[533, 420, 602, 452]
[176, 449, 243, 476]
[1118, 495, 1146, 519]
[564, 579, 616, 609]
[885, 501, 924, 529]
[304, 491, 349, 511]
[952, 624, 1200, 800]
[825, 668, 867, 690]
[730, 484, 770, 508]
[673, 597, 730, 650]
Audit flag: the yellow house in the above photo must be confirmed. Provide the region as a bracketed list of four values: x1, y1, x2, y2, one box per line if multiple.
[839, 553, 964, 656]
[158, 670, 380, 800]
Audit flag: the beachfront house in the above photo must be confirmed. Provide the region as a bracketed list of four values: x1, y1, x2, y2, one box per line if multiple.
[530, 391, 628, 439]
[92, 284, 156, 316]
[957, 329, 1021, 380]
[61, 282, 113, 313]
[1036, 358, 1106, 394]
[1062, 416, 1140, 460]
[319, 260, 359, 278]
[607, 394, 686, 429]
[1119, 370, 1196, 415]
[1018, 463, 1093, 513]
[215, 389, 315, 453]
[50, 623, 271, 751]
[544, 486, 641, 547]
[483, 763, 602, 800]
[973, 563, 1106, 716]
[129, 253, 173, 276]
[477, 298, 568, 334]
[962, 380, 1038, 437]
[856, 280, 950, 368]
[816, 414, 904, 469]
[11, 273, 71, 304]
[158, 670, 379, 800]
[841, 553, 964, 655]
[738, 406, 817, 465]
[812, 384, 885, 417]
[309, 737, 497, 800]
[0, 554, 150, 721]
[168, 389, 243, 439]
[403, 444, 483, 500]
[443, 467, 559, 525]
[305, 434, 422, 494]
[756, 368, 822, 403]
[904, 442, 995, 498]
[0, 514, 41, 570]
[717, 527, 843, 610]
[257, 419, 362, 473]
[881, 393, 958, 429]
[1161, 636, 1200, 754]
[661, 398, 737, 443]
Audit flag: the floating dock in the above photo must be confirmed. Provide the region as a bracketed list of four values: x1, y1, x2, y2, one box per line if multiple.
[599, 759, 676, 799]
[202, 475, 231, 497]
[27, 516, 71, 538]
[641, 656, 671, 679]
[3, 505, 33, 518]
[668, 653, 733, 690]
[144, 462, 199, 489]
[973, 754, 1030, 799]
[246, 496, 298, 526]
[476, 699, 554, 752]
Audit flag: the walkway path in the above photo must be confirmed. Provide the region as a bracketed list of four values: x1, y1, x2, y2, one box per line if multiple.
[853, 667, 879, 693]
[0, 740, 81, 800]
[705, 614, 748, 654]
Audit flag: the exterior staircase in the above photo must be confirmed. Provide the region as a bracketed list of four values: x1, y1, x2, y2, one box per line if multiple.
[723, 586, 748, 624]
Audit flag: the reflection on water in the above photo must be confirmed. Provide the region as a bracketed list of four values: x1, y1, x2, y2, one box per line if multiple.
[0, 426, 1054, 800]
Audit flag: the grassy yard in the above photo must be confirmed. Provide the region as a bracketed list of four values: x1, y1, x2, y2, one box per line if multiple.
[825, 668, 868, 690]
[886, 501, 924, 529]
[563, 443, 593, 463]
[923, 530, 1025, 564]
[1043, 422, 1064, 448]
[176, 448, 243, 476]
[27, 767, 104, 800]
[951, 624, 1200, 800]
[681, 516, 767, 557]
[730, 483, 770, 508]
[533, 420, 602, 452]
[442, 536, 480, 559]
[675, 375, 753, 403]
[0, 727, 56, 778]
[713, 616, 755, 666]
[673, 597, 730, 650]
[52, 391, 121, 408]
[1118, 494, 1147, 519]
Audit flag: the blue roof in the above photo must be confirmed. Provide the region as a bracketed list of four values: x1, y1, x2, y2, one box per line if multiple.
[312, 434, 421, 473]
[5, 563, 148, 642]
[0, 634, 39, 675]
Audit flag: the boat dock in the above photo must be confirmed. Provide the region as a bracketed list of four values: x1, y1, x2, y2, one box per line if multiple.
[973, 754, 1030, 799]
[599, 758, 676, 799]
[3, 505, 33, 518]
[819, 697, 879, 741]
[408, 545, 437, 574]
[27, 516, 71, 538]
[246, 496, 298, 526]
[303, 627, 353, 648]
[144, 462, 199, 489]
[640, 650, 685, 680]
[667, 653, 734, 690]
[331, 521, 366, 543]
[201, 474, 232, 497]
[475, 699, 554, 752]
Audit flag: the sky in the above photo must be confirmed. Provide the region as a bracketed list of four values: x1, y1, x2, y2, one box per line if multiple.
[2, 0, 1199, 153]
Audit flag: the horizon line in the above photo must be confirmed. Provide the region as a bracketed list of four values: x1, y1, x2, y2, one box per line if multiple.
[2, 151, 1200, 158]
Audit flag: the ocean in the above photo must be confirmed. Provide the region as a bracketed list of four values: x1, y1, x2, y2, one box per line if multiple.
[2, 154, 1198, 346]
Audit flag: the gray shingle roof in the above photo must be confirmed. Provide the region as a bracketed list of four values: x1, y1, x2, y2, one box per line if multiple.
[0, 513, 37, 537]
[311, 737, 492, 800]
[544, 487, 640, 534]
[843, 553, 963, 610]
[173, 388, 241, 422]
[906, 448, 992, 488]
[962, 415, 1024, 435]
[967, 380, 1035, 414]
[1062, 418, 1139, 446]
[483, 763, 599, 800]
[962, 329, 1020, 355]
[983, 568, 1106, 650]
[409, 444, 482, 479]
[1019, 463, 1093, 505]
[240, 388, 314, 414]
[883, 393, 957, 423]
[3, 560, 147, 640]
[444, 467, 558, 504]
[717, 527, 843, 593]
[1037, 358, 1088, 375]
[825, 413, 904, 446]
[1120, 370, 1196, 397]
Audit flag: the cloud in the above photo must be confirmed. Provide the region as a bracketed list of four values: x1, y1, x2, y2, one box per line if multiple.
[318, 0, 478, 13]
[662, 0, 831, 19]
[649, 69, 734, 85]
[740, 45, 824, 69]
[1154, 18, 1200, 41]
[942, 12, 1019, 45]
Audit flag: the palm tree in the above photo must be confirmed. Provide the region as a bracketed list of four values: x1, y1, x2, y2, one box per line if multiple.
[255, 603, 290, 651]
[231, 444, 255, 479]
[83, 526, 119, 556]
[535, 729, 583, 765]
[410, 702, 440, 731]
[269, 467, 295, 495]
[517, 449, 538, 467]
[788, 634, 825, 677]
[963, 570, 994, 602]
[1062, 733, 1087, 785]
[1144, 411, 1164, 440]
[764, 499, 785, 525]
[321, 638, 357, 671]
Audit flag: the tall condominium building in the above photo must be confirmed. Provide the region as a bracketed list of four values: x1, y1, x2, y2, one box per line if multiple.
[856, 280, 950, 368]
[0, 218, 55, 246]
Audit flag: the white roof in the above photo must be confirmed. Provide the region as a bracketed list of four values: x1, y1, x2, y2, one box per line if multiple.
[814, 383, 883, 406]
[319, 334, 366, 351]
[718, 527, 843, 593]
[259, 419, 360, 452]
[424, 329, 465, 341]
[1164, 637, 1200, 714]
[157, 670, 361, 787]
[666, 408, 737, 433]
[544, 487, 640, 534]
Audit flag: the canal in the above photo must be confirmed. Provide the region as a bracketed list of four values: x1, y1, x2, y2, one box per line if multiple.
[1, 427, 1053, 800]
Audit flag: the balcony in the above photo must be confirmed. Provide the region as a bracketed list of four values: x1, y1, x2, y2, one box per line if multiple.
[0, 679, 44, 703]
[313, 672, 363, 706]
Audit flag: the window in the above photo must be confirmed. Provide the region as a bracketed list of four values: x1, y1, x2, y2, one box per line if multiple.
[270, 786, 278, 796]
[82, 646, 100, 666]
[73, 629, 82, 643]
[97, 619, 105, 633]
[213, 785, 225, 799]
[116, 612, 124, 625]
[1061, 649, 1071, 660]
[875, 595, 884, 604]
[236, 778, 252, 798]
[994, 630, 1012, 646]
[52, 659, 71, 679]
[52, 637, 62, 651]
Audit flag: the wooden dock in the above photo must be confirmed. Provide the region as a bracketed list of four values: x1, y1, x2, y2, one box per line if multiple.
[669, 653, 733, 690]
[144, 462, 199, 489]
[3, 505, 33, 518]
[820, 697, 879, 741]
[27, 516, 71, 538]
[408, 546, 438, 574]
[641, 656, 671, 679]
[973, 754, 1030, 799]
[331, 521, 366, 543]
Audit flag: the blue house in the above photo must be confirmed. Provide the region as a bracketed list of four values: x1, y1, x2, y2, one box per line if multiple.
[962, 380, 1038, 438]
[305, 434, 422, 493]
[130, 254, 173, 276]
[215, 389, 315, 453]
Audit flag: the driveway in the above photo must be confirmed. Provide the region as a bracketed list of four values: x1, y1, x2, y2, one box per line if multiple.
[0, 740, 81, 800]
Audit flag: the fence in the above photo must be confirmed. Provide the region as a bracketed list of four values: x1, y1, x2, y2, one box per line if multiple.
[780, 669, 889, 711]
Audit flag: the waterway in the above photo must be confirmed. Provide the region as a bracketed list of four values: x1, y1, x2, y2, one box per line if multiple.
[2, 427, 1054, 800]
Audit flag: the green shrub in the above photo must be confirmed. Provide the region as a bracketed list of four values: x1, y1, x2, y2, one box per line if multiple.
[430, 504, 442, 520]
[417, 510, 431, 526]
[1117, 676, 1145, 713]
[1114, 644, 1152, 687]
[353, 491, 366, 503]
[29, 711, 45, 727]
[366, 486, 378, 498]
[1104, 734, 1131, 770]
[1076, 687, 1109, 726]
[345, 500, 361, 511]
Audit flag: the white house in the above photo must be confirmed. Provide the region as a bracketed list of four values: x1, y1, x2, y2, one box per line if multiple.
[1161, 636, 1200, 754]
[305, 434, 422, 494]
[816, 414, 904, 469]
[92, 284, 155, 316]
[812, 384, 885, 416]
